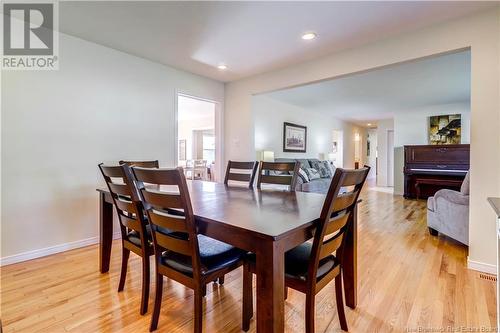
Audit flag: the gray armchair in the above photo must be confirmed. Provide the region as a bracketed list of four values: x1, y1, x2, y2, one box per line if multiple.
[427, 171, 470, 245]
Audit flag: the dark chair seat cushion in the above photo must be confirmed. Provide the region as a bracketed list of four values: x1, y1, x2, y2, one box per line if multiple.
[160, 235, 245, 276]
[284, 242, 338, 281]
[247, 242, 338, 282]
[127, 224, 181, 247]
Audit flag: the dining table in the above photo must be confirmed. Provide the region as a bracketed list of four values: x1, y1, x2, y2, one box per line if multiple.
[96, 180, 360, 333]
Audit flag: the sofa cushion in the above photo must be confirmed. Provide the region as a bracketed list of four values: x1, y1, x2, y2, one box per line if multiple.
[297, 168, 309, 182]
[296, 159, 311, 169]
[460, 171, 470, 195]
[304, 168, 321, 180]
[327, 161, 336, 176]
[301, 178, 332, 193]
[427, 196, 435, 212]
[309, 160, 332, 178]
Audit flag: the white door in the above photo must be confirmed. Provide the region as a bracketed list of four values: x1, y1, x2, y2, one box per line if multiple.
[387, 130, 394, 187]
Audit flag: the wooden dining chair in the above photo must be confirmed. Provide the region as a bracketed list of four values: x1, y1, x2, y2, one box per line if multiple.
[242, 166, 370, 332]
[119, 160, 159, 168]
[98, 163, 153, 315]
[256, 161, 300, 191]
[224, 160, 258, 188]
[130, 167, 246, 333]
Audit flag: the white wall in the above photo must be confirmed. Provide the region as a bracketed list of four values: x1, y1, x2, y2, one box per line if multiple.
[253, 95, 365, 166]
[225, 9, 500, 270]
[393, 102, 470, 194]
[1, 32, 224, 261]
[375, 119, 395, 187]
[178, 115, 214, 161]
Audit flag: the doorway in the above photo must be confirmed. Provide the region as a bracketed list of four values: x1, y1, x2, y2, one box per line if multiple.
[387, 130, 394, 187]
[331, 130, 343, 168]
[176, 94, 219, 182]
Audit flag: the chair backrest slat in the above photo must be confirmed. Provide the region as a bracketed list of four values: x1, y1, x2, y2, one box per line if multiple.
[318, 232, 344, 260]
[119, 213, 142, 231]
[149, 210, 189, 233]
[114, 198, 138, 215]
[340, 169, 368, 187]
[259, 175, 294, 186]
[256, 161, 299, 191]
[332, 190, 359, 213]
[155, 232, 192, 256]
[108, 183, 132, 196]
[229, 173, 251, 182]
[100, 164, 124, 178]
[308, 166, 370, 283]
[224, 160, 258, 188]
[131, 167, 203, 279]
[323, 212, 350, 236]
[120, 160, 159, 168]
[143, 190, 184, 209]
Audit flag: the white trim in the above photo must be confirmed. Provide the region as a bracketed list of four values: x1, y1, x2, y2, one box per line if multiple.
[467, 257, 497, 275]
[0, 232, 121, 266]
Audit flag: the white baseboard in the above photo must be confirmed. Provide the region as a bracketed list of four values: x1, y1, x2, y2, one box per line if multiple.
[467, 257, 497, 275]
[0, 232, 121, 266]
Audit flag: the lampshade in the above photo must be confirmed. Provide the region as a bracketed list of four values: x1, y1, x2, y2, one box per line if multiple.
[263, 151, 275, 162]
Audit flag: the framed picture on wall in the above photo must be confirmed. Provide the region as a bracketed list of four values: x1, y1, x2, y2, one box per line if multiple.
[283, 122, 307, 153]
[428, 114, 461, 145]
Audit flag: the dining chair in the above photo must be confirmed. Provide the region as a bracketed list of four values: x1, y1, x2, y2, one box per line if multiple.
[119, 160, 159, 168]
[242, 166, 370, 332]
[193, 159, 208, 180]
[98, 163, 153, 315]
[224, 160, 258, 188]
[256, 161, 300, 191]
[130, 167, 246, 333]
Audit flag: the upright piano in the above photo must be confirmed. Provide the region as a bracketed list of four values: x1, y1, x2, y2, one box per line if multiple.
[403, 144, 469, 199]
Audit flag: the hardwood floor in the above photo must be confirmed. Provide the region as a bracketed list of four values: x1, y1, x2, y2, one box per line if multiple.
[1, 184, 496, 332]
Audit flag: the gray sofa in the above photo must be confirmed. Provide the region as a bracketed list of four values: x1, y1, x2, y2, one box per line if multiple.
[275, 158, 335, 193]
[427, 171, 470, 245]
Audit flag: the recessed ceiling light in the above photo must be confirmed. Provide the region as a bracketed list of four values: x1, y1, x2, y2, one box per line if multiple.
[301, 32, 317, 40]
[217, 64, 227, 70]
[367, 123, 372, 126]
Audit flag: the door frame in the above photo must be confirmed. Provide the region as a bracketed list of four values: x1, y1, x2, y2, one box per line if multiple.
[387, 129, 394, 187]
[174, 91, 224, 182]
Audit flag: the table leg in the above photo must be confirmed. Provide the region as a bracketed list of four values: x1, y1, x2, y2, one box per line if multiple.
[256, 241, 285, 333]
[99, 192, 114, 273]
[342, 202, 358, 309]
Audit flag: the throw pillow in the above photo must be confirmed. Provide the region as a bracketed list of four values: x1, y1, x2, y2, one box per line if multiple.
[304, 168, 321, 180]
[319, 161, 333, 178]
[326, 161, 336, 176]
[297, 168, 309, 183]
[310, 160, 332, 178]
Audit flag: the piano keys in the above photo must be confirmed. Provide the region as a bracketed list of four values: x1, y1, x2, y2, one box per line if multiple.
[403, 144, 469, 199]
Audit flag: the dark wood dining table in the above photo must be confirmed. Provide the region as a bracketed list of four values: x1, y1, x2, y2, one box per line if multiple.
[97, 181, 359, 333]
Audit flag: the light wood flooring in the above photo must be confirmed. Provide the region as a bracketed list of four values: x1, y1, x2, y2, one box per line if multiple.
[1, 184, 497, 332]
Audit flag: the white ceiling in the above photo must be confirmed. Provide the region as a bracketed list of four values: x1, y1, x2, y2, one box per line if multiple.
[263, 50, 471, 126]
[59, 1, 494, 82]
